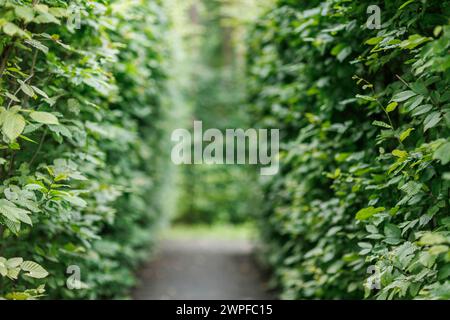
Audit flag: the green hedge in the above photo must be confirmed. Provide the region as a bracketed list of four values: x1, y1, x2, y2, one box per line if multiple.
[249, 0, 449, 299]
[0, 0, 169, 299]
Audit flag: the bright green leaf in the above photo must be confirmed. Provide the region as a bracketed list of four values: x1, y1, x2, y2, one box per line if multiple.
[30, 111, 59, 125]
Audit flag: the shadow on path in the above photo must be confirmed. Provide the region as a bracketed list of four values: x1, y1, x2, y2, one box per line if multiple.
[133, 238, 274, 300]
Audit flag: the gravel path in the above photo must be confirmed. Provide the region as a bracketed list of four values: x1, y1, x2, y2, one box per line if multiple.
[133, 238, 274, 300]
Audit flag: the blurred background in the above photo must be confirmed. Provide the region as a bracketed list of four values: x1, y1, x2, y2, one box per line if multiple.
[167, 0, 272, 228]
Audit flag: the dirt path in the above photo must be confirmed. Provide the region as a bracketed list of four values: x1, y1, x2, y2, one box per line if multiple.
[133, 238, 274, 300]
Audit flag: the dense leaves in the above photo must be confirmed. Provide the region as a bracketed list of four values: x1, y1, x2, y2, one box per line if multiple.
[0, 0, 170, 299]
[249, 0, 450, 299]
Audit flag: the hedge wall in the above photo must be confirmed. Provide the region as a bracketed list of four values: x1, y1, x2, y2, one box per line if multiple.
[0, 0, 169, 299]
[249, 0, 450, 299]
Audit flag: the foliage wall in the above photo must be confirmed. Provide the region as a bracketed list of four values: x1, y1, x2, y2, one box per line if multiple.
[249, 0, 450, 299]
[0, 0, 170, 299]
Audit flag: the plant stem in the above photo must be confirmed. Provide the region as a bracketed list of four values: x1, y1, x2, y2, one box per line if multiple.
[395, 74, 411, 89]
[0, 45, 13, 79]
[29, 128, 48, 167]
[7, 151, 16, 177]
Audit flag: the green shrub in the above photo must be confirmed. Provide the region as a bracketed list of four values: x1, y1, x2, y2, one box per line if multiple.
[0, 0, 170, 299]
[249, 0, 449, 299]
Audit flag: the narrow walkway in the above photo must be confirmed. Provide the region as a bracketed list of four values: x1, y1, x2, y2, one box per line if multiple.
[133, 238, 274, 300]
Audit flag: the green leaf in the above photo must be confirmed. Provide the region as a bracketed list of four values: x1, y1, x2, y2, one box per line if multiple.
[392, 90, 417, 102]
[21, 261, 49, 279]
[30, 86, 49, 99]
[366, 225, 378, 234]
[405, 95, 424, 112]
[411, 104, 432, 117]
[358, 242, 372, 249]
[18, 80, 35, 97]
[433, 26, 443, 37]
[48, 7, 68, 18]
[399, 0, 415, 10]
[433, 142, 450, 165]
[356, 94, 376, 102]
[15, 210, 32, 225]
[337, 47, 352, 62]
[423, 112, 441, 132]
[372, 120, 392, 129]
[384, 223, 401, 239]
[355, 207, 385, 220]
[67, 98, 80, 114]
[3, 22, 22, 37]
[399, 34, 431, 50]
[19, 134, 37, 143]
[7, 267, 20, 280]
[2, 112, 26, 141]
[0, 107, 6, 126]
[410, 82, 428, 95]
[0, 263, 7, 277]
[4, 292, 30, 300]
[386, 102, 398, 113]
[0, 199, 29, 223]
[5, 92, 20, 103]
[365, 37, 383, 45]
[25, 39, 49, 54]
[399, 128, 414, 142]
[15, 6, 34, 23]
[63, 195, 87, 207]
[400, 181, 422, 196]
[6, 258, 23, 268]
[30, 111, 59, 125]
[418, 233, 446, 246]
